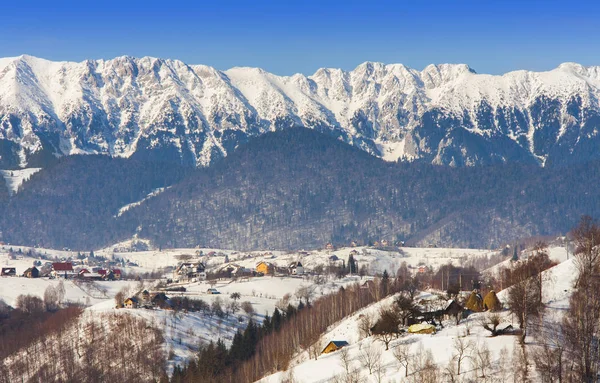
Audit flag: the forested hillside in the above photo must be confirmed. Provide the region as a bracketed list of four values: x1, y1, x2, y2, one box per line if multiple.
[127, 128, 600, 250]
[0, 156, 189, 248]
[1, 128, 598, 250]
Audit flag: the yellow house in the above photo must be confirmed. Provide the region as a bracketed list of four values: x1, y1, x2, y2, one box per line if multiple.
[256, 261, 274, 275]
[321, 340, 349, 354]
[124, 297, 139, 309]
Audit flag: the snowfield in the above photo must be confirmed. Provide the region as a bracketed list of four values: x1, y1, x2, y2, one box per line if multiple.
[0, 168, 41, 195]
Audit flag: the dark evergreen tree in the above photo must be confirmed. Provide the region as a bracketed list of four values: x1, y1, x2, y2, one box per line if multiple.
[241, 320, 259, 360]
[272, 308, 282, 331]
[381, 270, 390, 296]
[348, 254, 358, 274]
[262, 313, 272, 334]
[228, 330, 244, 365]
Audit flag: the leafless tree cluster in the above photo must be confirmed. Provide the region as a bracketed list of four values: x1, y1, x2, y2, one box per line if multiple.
[530, 216, 600, 383]
[228, 282, 398, 382]
[0, 312, 167, 383]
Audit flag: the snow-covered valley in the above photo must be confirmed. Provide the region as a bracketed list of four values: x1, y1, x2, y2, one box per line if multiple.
[0, 240, 580, 382]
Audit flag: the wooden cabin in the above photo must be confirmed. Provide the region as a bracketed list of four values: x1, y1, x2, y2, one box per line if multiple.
[321, 340, 349, 354]
[22, 267, 39, 278]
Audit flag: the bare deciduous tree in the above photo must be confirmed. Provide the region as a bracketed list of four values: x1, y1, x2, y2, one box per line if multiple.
[472, 342, 491, 378]
[411, 347, 438, 383]
[452, 336, 473, 375]
[393, 343, 411, 377]
[531, 319, 565, 383]
[338, 347, 352, 375]
[358, 343, 381, 375]
[357, 313, 373, 340]
[241, 301, 254, 317]
[507, 278, 542, 343]
[371, 306, 401, 350]
[308, 337, 324, 361]
[44, 285, 59, 312]
[295, 285, 317, 306]
[479, 312, 503, 337]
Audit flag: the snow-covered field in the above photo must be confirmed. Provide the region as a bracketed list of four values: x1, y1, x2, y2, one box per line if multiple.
[1, 241, 576, 382]
[95, 242, 498, 276]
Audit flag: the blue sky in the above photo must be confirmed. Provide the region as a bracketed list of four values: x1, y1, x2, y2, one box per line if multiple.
[1, 0, 599, 75]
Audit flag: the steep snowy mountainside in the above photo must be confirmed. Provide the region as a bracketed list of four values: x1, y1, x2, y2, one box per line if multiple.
[1, 55, 600, 168]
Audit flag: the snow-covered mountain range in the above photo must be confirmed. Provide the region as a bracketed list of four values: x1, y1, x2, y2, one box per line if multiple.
[1, 55, 600, 168]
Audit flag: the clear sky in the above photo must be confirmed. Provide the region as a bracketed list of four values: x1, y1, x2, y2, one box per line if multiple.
[1, 0, 599, 75]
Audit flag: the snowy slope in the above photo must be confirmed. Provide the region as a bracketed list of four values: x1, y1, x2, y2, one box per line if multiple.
[2, 55, 600, 167]
[0, 167, 41, 195]
[260, 254, 579, 383]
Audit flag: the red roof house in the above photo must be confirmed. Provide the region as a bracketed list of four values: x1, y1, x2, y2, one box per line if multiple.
[52, 262, 74, 272]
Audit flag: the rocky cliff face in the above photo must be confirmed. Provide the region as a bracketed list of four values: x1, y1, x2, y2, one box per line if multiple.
[1, 55, 600, 168]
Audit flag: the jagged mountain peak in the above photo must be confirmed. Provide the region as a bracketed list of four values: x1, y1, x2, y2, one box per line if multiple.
[0, 55, 599, 168]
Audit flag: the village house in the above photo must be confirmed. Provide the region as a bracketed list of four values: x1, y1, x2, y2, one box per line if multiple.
[417, 265, 429, 274]
[124, 297, 139, 309]
[141, 290, 151, 306]
[215, 263, 252, 278]
[151, 292, 171, 309]
[51, 262, 75, 278]
[22, 267, 39, 278]
[173, 262, 206, 282]
[325, 243, 335, 251]
[321, 340, 349, 354]
[256, 261, 274, 275]
[289, 261, 304, 275]
[1, 267, 16, 277]
[80, 272, 103, 281]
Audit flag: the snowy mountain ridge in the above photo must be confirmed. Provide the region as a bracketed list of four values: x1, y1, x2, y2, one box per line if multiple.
[2, 55, 600, 167]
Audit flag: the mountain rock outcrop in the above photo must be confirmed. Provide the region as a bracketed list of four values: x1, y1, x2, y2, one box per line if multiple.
[1, 55, 600, 168]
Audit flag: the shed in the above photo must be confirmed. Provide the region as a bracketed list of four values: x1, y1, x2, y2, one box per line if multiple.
[321, 340, 349, 354]
[407, 323, 436, 334]
[22, 267, 39, 278]
[1, 267, 16, 277]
